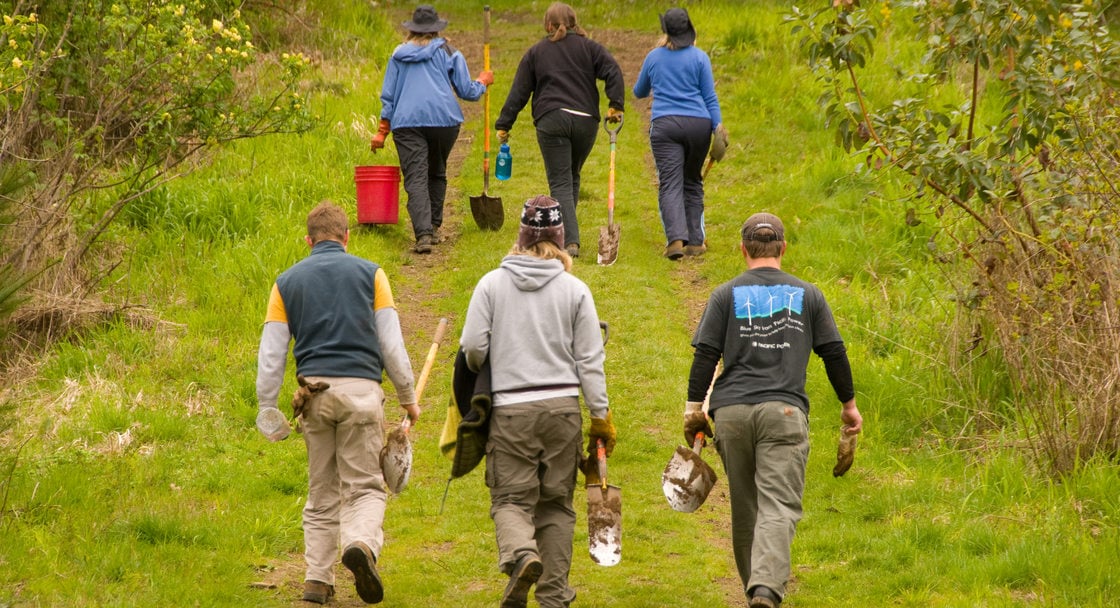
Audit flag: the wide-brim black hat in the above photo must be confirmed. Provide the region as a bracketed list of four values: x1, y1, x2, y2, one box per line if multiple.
[403, 5, 448, 33]
[660, 8, 696, 48]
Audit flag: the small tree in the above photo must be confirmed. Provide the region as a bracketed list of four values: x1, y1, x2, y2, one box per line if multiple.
[789, 0, 1120, 473]
[0, 1, 312, 336]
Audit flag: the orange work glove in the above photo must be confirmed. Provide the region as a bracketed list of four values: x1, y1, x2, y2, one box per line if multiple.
[370, 118, 391, 151]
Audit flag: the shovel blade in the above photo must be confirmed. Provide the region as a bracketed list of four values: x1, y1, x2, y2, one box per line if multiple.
[587, 483, 622, 566]
[469, 195, 504, 231]
[596, 223, 620, 265]
[380, 425, 412, 494]
[662, 445, 718, 513]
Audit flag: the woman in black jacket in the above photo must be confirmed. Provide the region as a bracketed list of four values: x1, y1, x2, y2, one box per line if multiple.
[495, 2, 624, 259]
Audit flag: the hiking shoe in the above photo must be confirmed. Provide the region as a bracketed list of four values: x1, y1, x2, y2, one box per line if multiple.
[684, 242, 707, 256]
[342, 541, 383, 604]
[749, 585, 781, 607]
[566, 243, 580, 258]
[414, 234, 433, 254]
[302, 580, 334, 605]
[664, 240, 685, 260]
[432, 227, 445, 244]
[501, 553, 543, 608]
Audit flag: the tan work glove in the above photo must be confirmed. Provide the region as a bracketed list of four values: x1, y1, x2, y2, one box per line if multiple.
[370, 118, 391, 151]
[683, 400, 713, 446]
[606, 107, 624, 124]
[496, 129, 510, 145]
[292, 374, 330, 420]
[587, 411, 617, 457]
[477, 70, 494, 86]
[709, 123, 729, 162]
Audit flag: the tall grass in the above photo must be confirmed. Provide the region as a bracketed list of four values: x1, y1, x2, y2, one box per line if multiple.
[1, 1, 1118, 606]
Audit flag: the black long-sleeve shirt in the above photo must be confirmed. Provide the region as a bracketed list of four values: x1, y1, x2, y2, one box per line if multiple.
[495, 32, 624, 132]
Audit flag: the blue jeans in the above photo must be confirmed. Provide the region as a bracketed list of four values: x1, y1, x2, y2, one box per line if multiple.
[712, 401, 810, 602]
[650, 115, 711, 245]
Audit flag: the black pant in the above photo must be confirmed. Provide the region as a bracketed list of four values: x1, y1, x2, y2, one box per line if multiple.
[650, 115, 711, 246]
[393, 126, 460, 239]
[535, 110, 598, 248]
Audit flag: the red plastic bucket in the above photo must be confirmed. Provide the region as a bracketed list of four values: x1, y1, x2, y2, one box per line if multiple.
[354, 165, 400, 224]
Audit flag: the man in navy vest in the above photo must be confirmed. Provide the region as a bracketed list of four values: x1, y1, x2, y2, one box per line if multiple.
[256, 200, 418, 605]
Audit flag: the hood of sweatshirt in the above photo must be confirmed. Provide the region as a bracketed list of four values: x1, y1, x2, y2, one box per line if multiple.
[392, 39, 447, 63]
[499, 255, 565, 292]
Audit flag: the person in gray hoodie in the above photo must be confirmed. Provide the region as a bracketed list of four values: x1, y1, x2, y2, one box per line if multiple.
[459, 195, 615, 608]
[371, 5, 493, 253]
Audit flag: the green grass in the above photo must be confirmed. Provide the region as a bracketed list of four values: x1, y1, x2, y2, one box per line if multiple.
[2, 1, 1119, 606]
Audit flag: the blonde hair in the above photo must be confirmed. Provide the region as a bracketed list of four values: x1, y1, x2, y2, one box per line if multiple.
[544, 2, 586, 42]
[307, 200, 348, 244]
[657, 35, 685, 51]
[406, 31, 438, 45]
[509, 240, 573, 272]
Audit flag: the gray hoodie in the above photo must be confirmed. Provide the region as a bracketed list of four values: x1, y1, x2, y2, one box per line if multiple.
[460, 255, 608, 418]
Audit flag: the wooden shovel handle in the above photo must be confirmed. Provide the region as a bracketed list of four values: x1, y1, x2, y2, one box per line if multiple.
[414, 318, 448, 402]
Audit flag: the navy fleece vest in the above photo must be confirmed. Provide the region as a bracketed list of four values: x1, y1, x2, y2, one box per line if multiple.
[276, 241, 383, 380]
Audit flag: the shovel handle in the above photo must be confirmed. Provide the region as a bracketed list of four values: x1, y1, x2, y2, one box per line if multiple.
[595, 438, 607, 491]
[603, 114, 624, 141]
[691, 432, 705, 454]
[482, 6, 492, 192]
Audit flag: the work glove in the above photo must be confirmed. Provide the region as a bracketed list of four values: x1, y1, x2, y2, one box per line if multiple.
[709, 123, 729, 162]
[606, 107, 624, 124]
[496, 129, 510, 145]
[292, 374, 330, 420]
[587, 411, 617, 458]
[683, 400, 713, 446]
[370, 118, 391, 151]
[477, 70, 494, 86]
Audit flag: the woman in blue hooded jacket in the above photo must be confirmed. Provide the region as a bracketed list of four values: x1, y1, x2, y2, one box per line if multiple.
[372, 5, 493, 253]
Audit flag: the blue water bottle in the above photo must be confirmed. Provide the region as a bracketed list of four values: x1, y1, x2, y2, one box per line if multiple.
[495, 143, 512, 181]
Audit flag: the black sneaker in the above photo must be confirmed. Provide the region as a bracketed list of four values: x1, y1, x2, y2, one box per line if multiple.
[302, 580, 334, 604]
[500, 553, 543, 608]
[342, 541, 383, 604]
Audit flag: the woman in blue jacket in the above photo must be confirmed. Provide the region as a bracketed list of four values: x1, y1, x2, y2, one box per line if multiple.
[372, 5, 493, 253]
[633, 8, 728, 260]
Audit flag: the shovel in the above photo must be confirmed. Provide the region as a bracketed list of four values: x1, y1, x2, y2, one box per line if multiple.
[381, 317, 449, 494]
[596, 115, 623, 265]
[662, 432, 718, 513]
[469, 5, 503, 231]
[587, 438, 622, 566]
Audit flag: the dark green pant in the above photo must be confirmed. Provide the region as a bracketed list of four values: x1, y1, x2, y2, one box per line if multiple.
[713, 402, 810, 602]
[486, 397, 582, 608]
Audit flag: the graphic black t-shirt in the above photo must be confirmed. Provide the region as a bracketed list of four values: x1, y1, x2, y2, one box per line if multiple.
[691, 267, 841, 414]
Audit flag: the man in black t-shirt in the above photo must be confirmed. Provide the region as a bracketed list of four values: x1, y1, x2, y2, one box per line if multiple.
[684, 212, 863, 608]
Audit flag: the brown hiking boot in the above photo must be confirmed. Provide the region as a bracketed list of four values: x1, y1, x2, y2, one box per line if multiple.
[342, 541, 383, 604]
[566, 243, 580, 258]
[500, 552, 543, 608]
[414, 234, 433, 254]
[664, 240, 685, 260]
[302, 580, 334, 604]
[684, 242, 708, 256]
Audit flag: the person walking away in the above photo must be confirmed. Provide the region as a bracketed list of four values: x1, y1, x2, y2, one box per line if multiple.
[633, 8, 729, 260]
[255, 201, 420, 605]
[371, 5, 494, 253]
[494, 2, 625, 259]
[460, 195, 616, 607]
[684, 212, 863, 607]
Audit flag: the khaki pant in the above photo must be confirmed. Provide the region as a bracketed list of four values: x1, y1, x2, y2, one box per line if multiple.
[713, 401, 810, 602]
[486, 397, 582, 608]
[300, 376, 387, 585]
